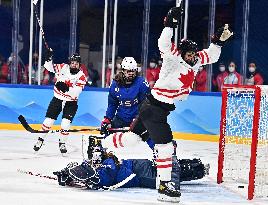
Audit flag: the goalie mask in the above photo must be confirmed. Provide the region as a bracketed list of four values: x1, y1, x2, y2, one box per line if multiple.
[179, 39, 198, 67]
[121, 57, 138, 84]
[69, 53, 81, 74]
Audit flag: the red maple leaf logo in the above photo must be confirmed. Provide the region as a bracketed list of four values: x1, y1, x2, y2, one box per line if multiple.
[178, 69, 195, 89]
[79, 75, 86, 82]
[64, 80, 73, 88]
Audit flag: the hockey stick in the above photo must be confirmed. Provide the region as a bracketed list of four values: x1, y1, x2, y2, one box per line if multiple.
[17, 169, 136, 191]
[17, 169, 57, 180]
[33, 0, 49, 49]
[18, 115, 129, 134]
[103, 173, 136, 191]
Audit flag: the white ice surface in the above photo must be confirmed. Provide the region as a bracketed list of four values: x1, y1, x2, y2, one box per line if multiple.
[0, 130, 267, 205]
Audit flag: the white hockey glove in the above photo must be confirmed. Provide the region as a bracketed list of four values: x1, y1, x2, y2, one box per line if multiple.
[211, 24, 233, 46]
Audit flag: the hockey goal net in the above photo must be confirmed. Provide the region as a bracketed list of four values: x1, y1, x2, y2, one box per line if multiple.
[217, 85, 268, 200]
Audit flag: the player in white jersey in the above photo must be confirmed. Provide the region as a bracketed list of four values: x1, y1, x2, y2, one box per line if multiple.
[100, 6, 233, 203]
[33, 49, 87, 153]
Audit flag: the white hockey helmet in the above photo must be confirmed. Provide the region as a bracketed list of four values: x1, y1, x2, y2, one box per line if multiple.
[121, 57, 138, 71]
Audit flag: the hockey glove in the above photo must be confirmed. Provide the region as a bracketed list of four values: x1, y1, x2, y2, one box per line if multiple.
[53, 169, 73, 186]
[100, 117, 111, 135]
[211, 24, 233, 46]
[55, 81, 69, 93]
[45, 48, 53, 62]
[164, 7, 183, 28]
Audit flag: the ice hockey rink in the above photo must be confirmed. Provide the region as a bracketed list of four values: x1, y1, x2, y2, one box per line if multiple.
[0, 130, 267, 205]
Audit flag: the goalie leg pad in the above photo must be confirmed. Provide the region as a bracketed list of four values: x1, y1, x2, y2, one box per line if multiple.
[67, 161, 97, 181]
[102, 131, 142, 149]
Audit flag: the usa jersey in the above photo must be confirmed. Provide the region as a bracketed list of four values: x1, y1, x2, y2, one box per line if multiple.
[151, 27, 221, 104]
[44, 61, 87, 101]
[105, 76, 150, 123]
[97, 158, 140, 188]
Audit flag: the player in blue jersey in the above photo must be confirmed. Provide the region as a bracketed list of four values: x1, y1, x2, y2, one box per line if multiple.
[53, 138, 209, 190]
[100, 57, 150, 136]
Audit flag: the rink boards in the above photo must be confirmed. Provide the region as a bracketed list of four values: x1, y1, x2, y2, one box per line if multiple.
[0, 84, 222, 142]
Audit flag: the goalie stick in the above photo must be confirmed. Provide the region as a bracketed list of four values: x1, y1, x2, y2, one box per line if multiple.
[17, 169, 136, 191]
[18, 115, 129, 134]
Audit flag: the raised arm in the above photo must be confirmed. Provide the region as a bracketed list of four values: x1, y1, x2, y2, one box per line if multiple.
[158, 7, 183, 55]
[199, 24, 234, 65]
[43, 48, 55, 73]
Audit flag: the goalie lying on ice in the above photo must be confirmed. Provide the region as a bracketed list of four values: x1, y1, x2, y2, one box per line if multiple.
[53, 137, 210, 190]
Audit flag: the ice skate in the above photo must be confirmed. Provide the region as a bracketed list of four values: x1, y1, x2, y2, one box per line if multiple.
[158, 181, 181, 203]
[59, 142, 67, 154]
[204, 163, 210, 176]
[33, 137, 44, 152]
[87, 136, 96, 159]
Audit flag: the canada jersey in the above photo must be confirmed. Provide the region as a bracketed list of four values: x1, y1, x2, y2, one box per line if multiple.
[44, 61, 87, 101]
[152, 27, 221, 104]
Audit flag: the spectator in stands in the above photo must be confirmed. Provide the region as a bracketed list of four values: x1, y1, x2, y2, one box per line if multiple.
[105, 60, 113, 87]
[244, 62, 264, 85]
[146, 58, 161, 88]
[158, 58, 163, 69]
[7, 52, 26, 84]
[0, 55, 10, 83]
[42, 68, 56, 85]
[194, 65, 207, 92]
[80, 63, 89, 81]
[213, 62, 228, 91]
[24, 52, 51, 85]
[115, 56, 123, 75]
[87, 62, 100, 87]
[105, 57, 123, 87]
[137, 63, 142, 75]
[224, 61, 242, 85]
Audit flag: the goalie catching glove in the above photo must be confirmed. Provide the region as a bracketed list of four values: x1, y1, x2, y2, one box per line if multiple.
[53, 160, 101, 190]
[211, 24, 233, 46]
[164, 7, 184, 28]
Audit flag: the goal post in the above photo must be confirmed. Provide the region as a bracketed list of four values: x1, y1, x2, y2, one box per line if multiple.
[217, 85, 268, 200]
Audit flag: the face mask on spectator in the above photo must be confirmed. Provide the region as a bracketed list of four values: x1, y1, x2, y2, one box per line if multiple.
[228, 66, 235, 73]
[116, 64, 121, 69]
[108, 63, 113, 69]
[249, 66, 256, 73]
[149, 62, 156, 68]
[8, 56, 12, 62]
[219, 66, 225, 72]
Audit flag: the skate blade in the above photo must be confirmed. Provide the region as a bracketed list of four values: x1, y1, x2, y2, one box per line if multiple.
[204, 163, 210, 175]
[61, 153, 68, 157]
[157, 194, 180, 203]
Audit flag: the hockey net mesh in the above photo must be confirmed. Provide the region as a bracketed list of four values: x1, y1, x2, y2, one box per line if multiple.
[220, 86, 268, 198]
